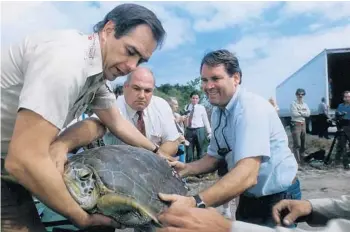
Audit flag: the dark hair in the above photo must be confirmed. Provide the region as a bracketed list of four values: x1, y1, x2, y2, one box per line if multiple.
[190, 91, 200, 98]
[93, 3, 166, 49]
[200, 49, 242, 84]
[295, 88, 306, 95]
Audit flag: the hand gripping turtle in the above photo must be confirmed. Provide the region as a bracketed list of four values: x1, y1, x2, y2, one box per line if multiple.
[63, 145, 188, 231]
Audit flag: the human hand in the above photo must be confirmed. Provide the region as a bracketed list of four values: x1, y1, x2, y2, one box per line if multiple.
[156, 150, 178, 162]
[157, 206, 231, 232]
[167, 160, 189, 177]
[272, 199, 312, 226]
[49, 141, 69, 175]
[158, 193, 196, 209]
[71, 212, 125, 230]
[207, 133, 211, 141]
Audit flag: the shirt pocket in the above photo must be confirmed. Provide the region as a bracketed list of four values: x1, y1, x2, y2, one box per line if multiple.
[150, 134, 162, 146]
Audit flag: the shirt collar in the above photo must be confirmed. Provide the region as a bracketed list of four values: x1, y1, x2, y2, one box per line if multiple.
[123, 96, 148, 119]
[224, 85, 242, 113]
[85, 33, 103, 79]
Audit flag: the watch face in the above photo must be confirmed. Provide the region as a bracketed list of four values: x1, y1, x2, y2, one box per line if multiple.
[197, 203, 206, 208]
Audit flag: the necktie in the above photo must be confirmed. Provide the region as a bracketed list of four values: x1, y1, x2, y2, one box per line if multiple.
[136, 111, 146, 136]
[188, 105, 195, 128]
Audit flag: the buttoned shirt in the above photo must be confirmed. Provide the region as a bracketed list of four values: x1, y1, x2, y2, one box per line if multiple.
[318, 102, 329, 116]
[184, 103, 211, 134]
[207, 86, 298, 197]
[1, 30, 116, 155]
[103, 95, 180, 146]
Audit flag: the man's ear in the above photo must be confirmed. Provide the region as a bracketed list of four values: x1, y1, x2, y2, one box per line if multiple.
[233, 72, 241, 85]
[103, 20, 115, 35]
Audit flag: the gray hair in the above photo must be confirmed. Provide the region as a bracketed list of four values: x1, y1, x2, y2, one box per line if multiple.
[168, 97, 178, 106]
[200, 49, 242, 84]
[93, 3, 166, 49]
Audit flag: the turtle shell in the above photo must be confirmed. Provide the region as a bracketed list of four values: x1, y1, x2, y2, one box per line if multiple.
[67, 145, 188, 220]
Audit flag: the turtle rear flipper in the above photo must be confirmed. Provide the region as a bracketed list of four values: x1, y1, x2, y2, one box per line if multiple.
[97, 193, 160, 228]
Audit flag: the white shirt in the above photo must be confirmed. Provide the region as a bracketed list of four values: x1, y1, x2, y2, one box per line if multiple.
[1, 30, 116, 155]
[103, 95, 180, 146]
[184, 103, 211, 133]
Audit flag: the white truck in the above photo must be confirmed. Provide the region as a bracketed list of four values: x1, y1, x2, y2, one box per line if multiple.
[276, 47, 350, 134]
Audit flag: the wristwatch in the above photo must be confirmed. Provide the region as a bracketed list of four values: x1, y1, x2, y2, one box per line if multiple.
[193, 194, 206, 208]
[152, 144, 159, 153]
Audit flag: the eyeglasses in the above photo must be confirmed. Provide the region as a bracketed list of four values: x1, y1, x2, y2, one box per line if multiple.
[214, 110, 231, 157]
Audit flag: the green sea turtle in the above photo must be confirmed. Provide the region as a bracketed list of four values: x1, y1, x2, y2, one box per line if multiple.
[63, 145, 188, 230]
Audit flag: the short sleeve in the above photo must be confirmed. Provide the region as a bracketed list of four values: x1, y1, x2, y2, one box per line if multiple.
[90, 83, 117, 110]
[233, 106, 270, 164]
[19, 44, 84, 130]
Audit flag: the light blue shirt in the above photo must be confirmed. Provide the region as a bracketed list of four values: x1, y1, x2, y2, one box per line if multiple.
[337, 103, 350, 120]
[207, 86, 298, 197]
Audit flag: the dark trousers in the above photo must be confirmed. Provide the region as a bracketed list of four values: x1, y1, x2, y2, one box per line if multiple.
[185, 127, 206, 163]
[317, 114, 329, 138]
[335, 125, 350, 166]
[1, 179, 47, 232]
[236, 178, 302, 228]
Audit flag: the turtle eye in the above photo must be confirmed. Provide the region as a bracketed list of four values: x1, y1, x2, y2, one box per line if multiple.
[78, 170, 91, 180]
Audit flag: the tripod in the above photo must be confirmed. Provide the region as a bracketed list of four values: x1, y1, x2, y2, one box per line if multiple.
[324, 126, 350, 165]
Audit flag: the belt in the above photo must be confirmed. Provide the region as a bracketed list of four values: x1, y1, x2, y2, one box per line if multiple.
[186, 127, 202, 130]
[293, 122, 304, 125]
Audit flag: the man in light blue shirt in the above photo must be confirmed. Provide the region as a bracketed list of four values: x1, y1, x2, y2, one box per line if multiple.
[158, 49, 300, 228]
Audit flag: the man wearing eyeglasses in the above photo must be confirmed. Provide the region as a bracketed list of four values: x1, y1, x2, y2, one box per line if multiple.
[290, 88, 311, 165]
[158, 49, 300, 229]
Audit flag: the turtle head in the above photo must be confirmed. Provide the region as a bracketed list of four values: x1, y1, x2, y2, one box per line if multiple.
[63, 162, 99, 211]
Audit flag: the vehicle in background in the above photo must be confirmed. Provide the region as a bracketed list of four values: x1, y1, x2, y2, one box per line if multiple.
[276, 48, 350, 134]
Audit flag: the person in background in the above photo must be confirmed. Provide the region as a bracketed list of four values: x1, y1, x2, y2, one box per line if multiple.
[156, 195, 350, 232]
[103, 67, 181, 157]
[290, 88, 311, 165]
[317, 97, 331, 139]
[168, 97, 189, 163]
[158, 49, 299, 229]
[335, 90, 350, 170]
[184, 91, 212, 162]
[1, 3, 165, 231]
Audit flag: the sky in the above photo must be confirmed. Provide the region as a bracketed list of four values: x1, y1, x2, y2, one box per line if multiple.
[2, 1, 350, 99]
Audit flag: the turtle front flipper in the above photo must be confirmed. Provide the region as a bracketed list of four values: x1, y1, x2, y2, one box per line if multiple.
[97, 193, 160, 228]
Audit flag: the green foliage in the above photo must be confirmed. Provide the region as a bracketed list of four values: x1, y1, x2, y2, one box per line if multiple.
[154, 76, 207, 111]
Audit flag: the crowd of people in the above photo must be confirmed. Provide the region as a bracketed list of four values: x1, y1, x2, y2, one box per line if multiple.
[1, 3, 349, 232]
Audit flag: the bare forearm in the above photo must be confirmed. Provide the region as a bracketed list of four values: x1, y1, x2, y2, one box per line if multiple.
[55, 118, 106, 152]
[159, 141, 180, 157]
[5, 154, 85, 222]
[184, 155, 219, 177]
[199, 159, 259, 207]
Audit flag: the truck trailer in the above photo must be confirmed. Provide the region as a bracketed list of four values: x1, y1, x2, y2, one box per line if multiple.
[276, 47, 350, 134]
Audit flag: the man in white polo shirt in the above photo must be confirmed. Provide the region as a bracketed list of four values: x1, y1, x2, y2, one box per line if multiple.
[1, 3, 165, 231]
[104, 66, 181, 156]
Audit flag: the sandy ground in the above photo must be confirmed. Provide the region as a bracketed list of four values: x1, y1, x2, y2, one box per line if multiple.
[116, 131, 350, 232]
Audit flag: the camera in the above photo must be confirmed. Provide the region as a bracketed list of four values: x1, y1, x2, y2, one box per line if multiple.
[334, 111, 347, 129]
[180, 110, 191, 116]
